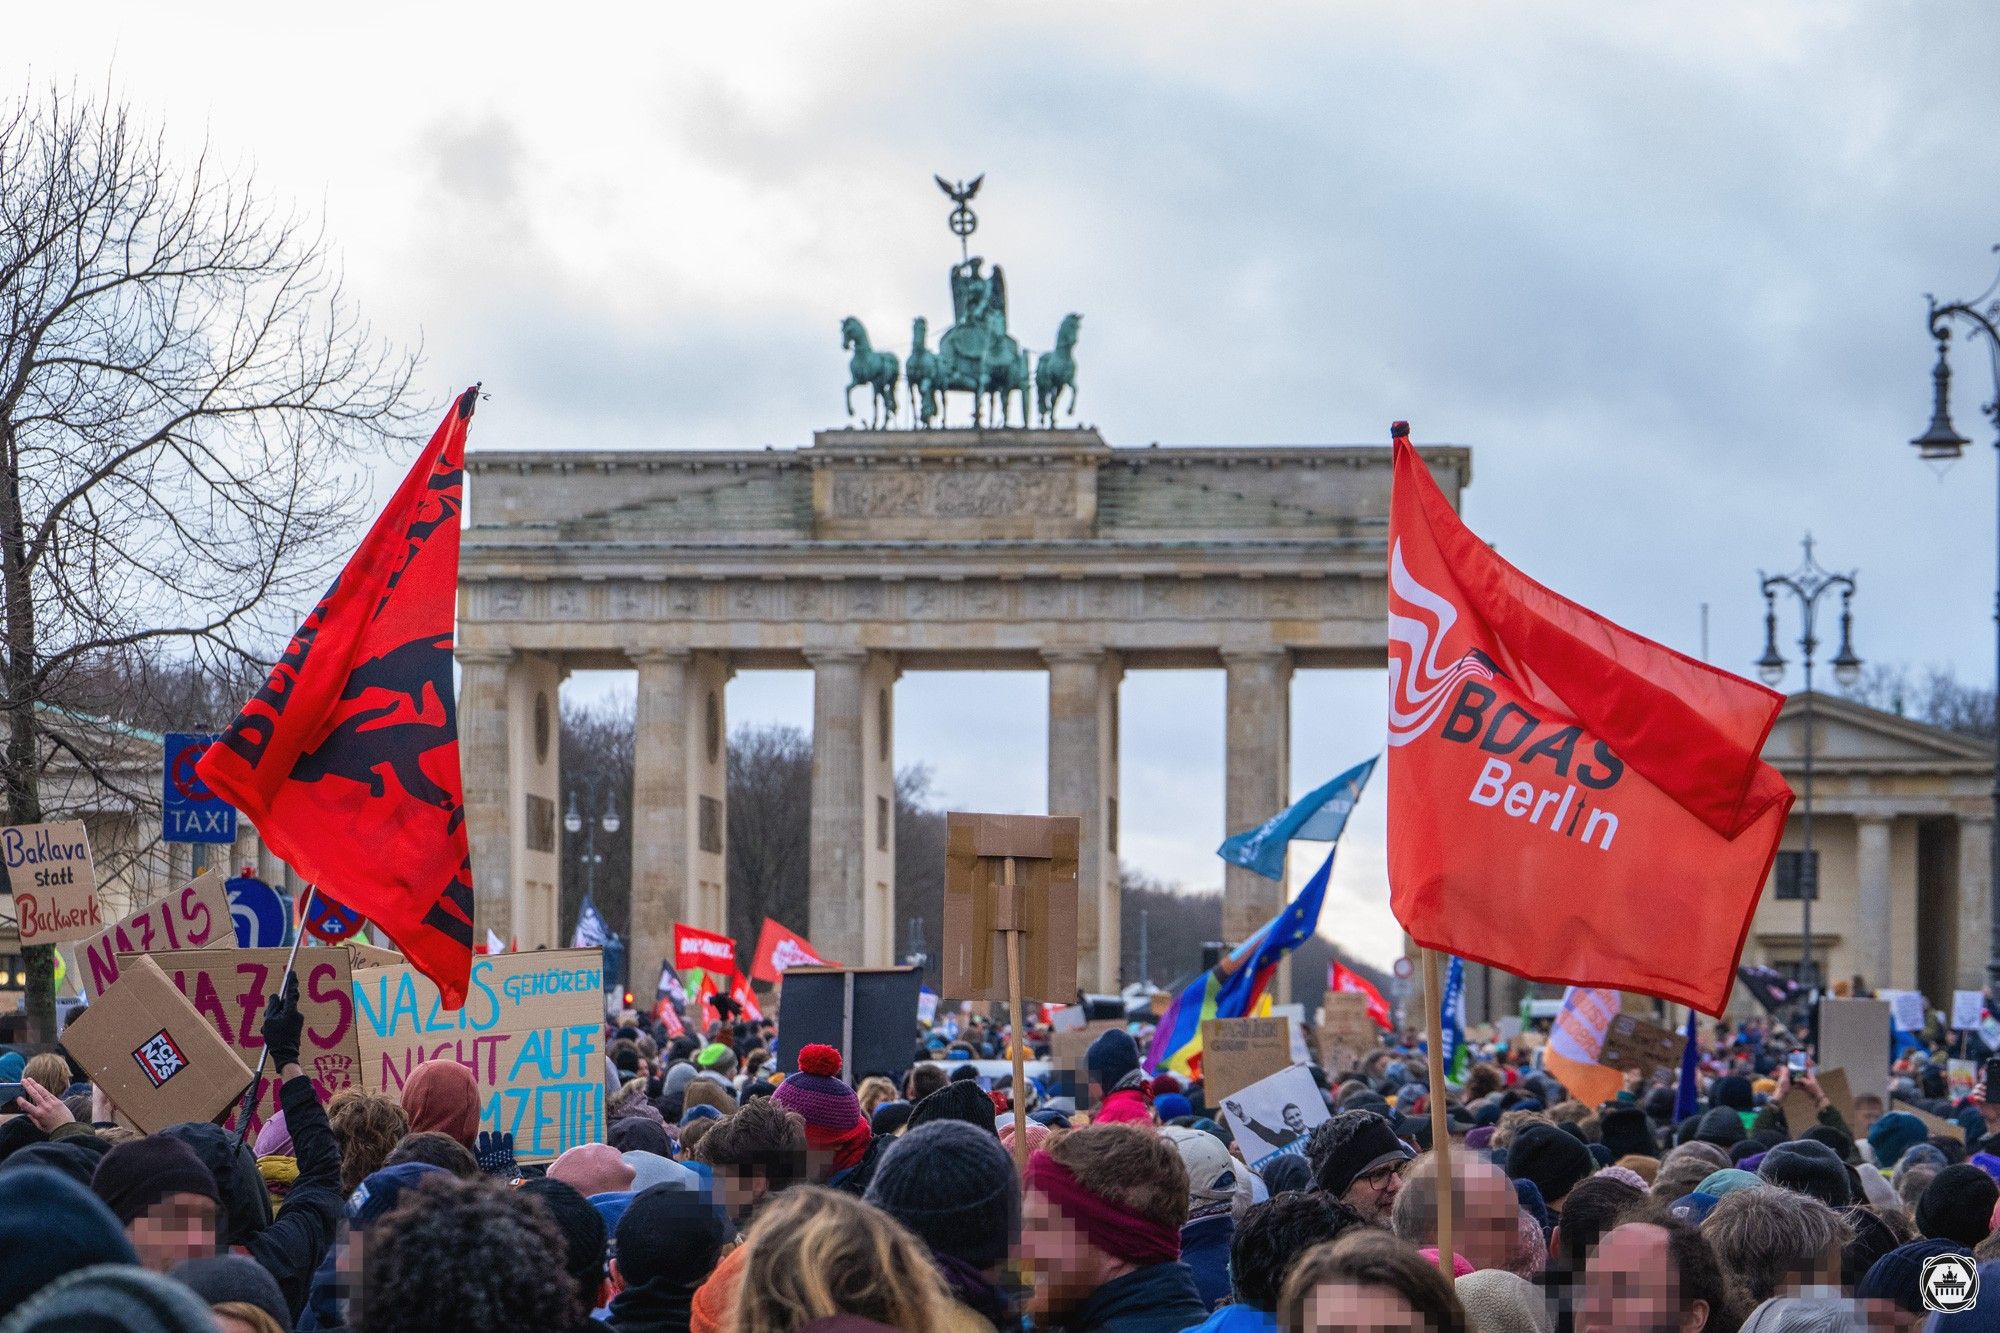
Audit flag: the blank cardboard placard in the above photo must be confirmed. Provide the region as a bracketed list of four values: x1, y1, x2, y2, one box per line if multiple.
[1202, 1017, 1294, 1101]
[1597, 1014, 1688, 1081]
[74, 870, 233, 999]
[126, 946, 361, 1136]
[62, 955, 252, 1133]
[3, 820, 102, 946]
[1317, 992, 1378, 1073]
[1893, 1097, 1965, 1142]
[940, 812, 1079, 1003]
[1819, 1000, 1891, 1102]
[1780, 1087, 1820, 1139]
[351, 948, 605, 1163]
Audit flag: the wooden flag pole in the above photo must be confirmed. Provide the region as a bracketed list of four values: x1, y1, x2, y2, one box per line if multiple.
[1001, 855, 1030, 1177]
[1422, 947, 1455, 1287]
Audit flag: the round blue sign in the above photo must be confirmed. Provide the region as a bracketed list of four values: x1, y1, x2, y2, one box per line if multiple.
[224, 873, 288, 948]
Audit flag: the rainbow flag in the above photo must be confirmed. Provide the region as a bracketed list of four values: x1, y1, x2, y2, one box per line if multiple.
[1145, 846, 1335, 1077]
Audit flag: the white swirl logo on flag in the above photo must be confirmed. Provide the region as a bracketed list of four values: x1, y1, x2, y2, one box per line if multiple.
[1387, 541, 1495, 746]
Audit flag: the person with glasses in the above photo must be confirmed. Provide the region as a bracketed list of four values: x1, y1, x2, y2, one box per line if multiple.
[1305, 1111, 1416, 1226]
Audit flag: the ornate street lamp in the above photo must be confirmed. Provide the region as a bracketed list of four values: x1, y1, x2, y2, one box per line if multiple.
[1758, 537, 1861, 994]
[1913, 248, 2000, 993]
[565, 777, 622, 901]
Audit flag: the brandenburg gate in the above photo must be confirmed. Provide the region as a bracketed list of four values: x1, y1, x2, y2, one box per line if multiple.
[455, 428, 1470, 990]
[451, 177, 1469, 991]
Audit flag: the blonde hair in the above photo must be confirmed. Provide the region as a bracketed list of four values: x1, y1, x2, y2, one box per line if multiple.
[21, 1052, 69, 1097]
[731, 1185, 953, 1333]
[855, 1076, 897, 1120]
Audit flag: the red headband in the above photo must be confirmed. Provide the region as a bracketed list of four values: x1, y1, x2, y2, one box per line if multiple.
[1024, 1150, 1182, 1266]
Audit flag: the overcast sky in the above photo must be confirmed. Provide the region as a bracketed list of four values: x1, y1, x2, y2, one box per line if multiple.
[20, 4, 2000, 968]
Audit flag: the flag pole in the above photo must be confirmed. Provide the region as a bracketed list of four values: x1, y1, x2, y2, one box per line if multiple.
[1422, 947, 1455, 1287]
[233, 883, 317, 1148]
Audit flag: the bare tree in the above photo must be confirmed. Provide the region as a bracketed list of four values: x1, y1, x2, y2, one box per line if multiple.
[557, 696, 634, 953]
[726, 723, 813, 951]
[1841, 662, 1996, 740]
[1, 86, 419, 1037]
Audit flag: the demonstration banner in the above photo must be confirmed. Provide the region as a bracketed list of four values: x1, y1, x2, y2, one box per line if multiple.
[127, 946, 361, 1134]
[352, 947, 605, 1162]
[1541, 987, 1626, 1106]
[4, 820, 103, 946]
[1329, 962, 1392, 1030]
[1220, 1064, 1330, 1169]
[1384, 426, 1792, 1015]
[750, 917, 831, 984]
[674, 922, 736, 974]
[75, 869, 234, 999]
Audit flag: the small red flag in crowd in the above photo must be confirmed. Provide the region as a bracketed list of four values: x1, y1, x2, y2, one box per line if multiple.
[673, 922, 737, 975]
[1329, 961, 1393, 1030]
[199, 389, 481, 1008]
[749, 917, 833, 984]
[1384, 424, 1792, 1015]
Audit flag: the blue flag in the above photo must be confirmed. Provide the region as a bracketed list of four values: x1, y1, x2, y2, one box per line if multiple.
[1439, 955, 1469, 1081]
[572, 894, 610, 950]
[1218, 756, 1376, 882]
[1675, 1008, 1701, 1121]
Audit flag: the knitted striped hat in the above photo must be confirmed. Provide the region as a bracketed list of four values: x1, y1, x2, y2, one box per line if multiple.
[773, 1045, 861, 1131]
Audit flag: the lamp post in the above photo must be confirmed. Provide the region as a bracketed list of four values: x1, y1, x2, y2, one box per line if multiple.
[563, 774, 622, 904]
[1911, 249, 2000, 994]
[1756, 537, 1862, 996]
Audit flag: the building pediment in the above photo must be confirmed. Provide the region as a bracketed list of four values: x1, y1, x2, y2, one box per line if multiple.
[1762, 692, 1993, 775]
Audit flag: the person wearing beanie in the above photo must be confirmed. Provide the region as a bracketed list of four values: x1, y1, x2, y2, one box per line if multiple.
[90, 1135, 222, 1272]
[1021, 1124, 1207, 1331]
[870, 1100, 913, 1138]
[1506, 1122, 1597, 1214]
[771, 1044, 873, 1184]
[1304, 1110, 1414, 1225]
[170, 1254, 290, 1333]
[1159, 1125, 1249, 1310]
[694, 1042, 738, 1077]
[399, 1059, 482, 1147]
[0, 1166, 137, 1312]
[1710, 1074, 1755, 1112]
[518, 1177, 611, 1322]
[1, 1263, 220, 1333]
[1598, 1105, 1656, 1161]
[625, 1149, 698, 1194]
[550, 1141, 639, 1198]
[297, 1160, 449, 1329]
[1085, 1027, 1154, 1125]
[1759, 1139, 1854, 1208]
[1695, 1105, 1748, 1150]
[1868, 1111, 1929, 1174]
[607, 1183, 731, 1333]
[908, 1078, 999, 1136]
[1917, 1163, 2000, 1248]
[1155, 1093, 1194, 1125]
[866, 1121, 1021, 1329]
[1859, 1238, 1972, 1320]
[1839, 1205, 1901, 1293]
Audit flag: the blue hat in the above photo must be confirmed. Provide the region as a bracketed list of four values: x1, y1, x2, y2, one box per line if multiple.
[1869, 1112, 1930, 1174]
[0, 1167, 137, 1312]
[1085, 1028, 1141, 1091]
[348, 1161, 448, 1225]
[1155, 1093, 1193, 1123]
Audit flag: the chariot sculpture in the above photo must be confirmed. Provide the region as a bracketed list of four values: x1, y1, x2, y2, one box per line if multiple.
[841, 175, 1082, 430]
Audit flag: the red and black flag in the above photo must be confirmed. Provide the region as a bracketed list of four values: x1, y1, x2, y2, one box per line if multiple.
[199, 388, 480, 1007]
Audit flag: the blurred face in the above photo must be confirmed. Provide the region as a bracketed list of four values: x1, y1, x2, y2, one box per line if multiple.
[1342, 1159, 1407, 1224]
[1020, 1188, 1112, 1318]
[1298, 1279, 1428, 1331]
[215, 1316, 265, 1333]
[1578, 1223, 1704, 1333]
[127, 1192, 219, 1272]
[713, 1167, 770, 1225]
[1458, 1166, 1523, 1274]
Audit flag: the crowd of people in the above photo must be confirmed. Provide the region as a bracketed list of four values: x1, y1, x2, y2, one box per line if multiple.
[5, 980, 2000, 1332]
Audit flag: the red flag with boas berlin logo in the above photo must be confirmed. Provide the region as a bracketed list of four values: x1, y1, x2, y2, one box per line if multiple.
[198, 389, 480, 1008]
[1385, 424, 1792, 1015]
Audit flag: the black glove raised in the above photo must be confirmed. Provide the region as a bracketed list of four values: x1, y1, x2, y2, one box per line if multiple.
[262, 972, 304, 1070]
[476, 1130, 517, 1178]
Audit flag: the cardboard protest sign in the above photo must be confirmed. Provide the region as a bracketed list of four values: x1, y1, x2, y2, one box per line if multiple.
[1778, 1067, 1859, 1140]
[1819, 1000, 1891, 1102]
[62, 955, 253, 1133]
[1597, 1013, 1688, 1081]
[3, 820, 102, 946]
[1779, 1086, 1820, 1139]
[1220, 1064, 1330, 1168]
[941, 813, 1079, 1003]
[1881, 990, 1927, 1033]
[346, 941, 405, 969]
[1202, 1017, 1296, 1101]
[1953, 991, 1985, 1031]
[1317, 991, 1379, 1073]
[353, 948, 605, 1162]
[74, 869, 233, 999]
[1893, 1097, 1965, 1142]
[127, 946, 360, 1134]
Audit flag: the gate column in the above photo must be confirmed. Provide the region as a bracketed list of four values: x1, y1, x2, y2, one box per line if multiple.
[1047, 648, 1121, 992]
[808, 650, 869, 965]
[1222, 649, 1292, 950]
